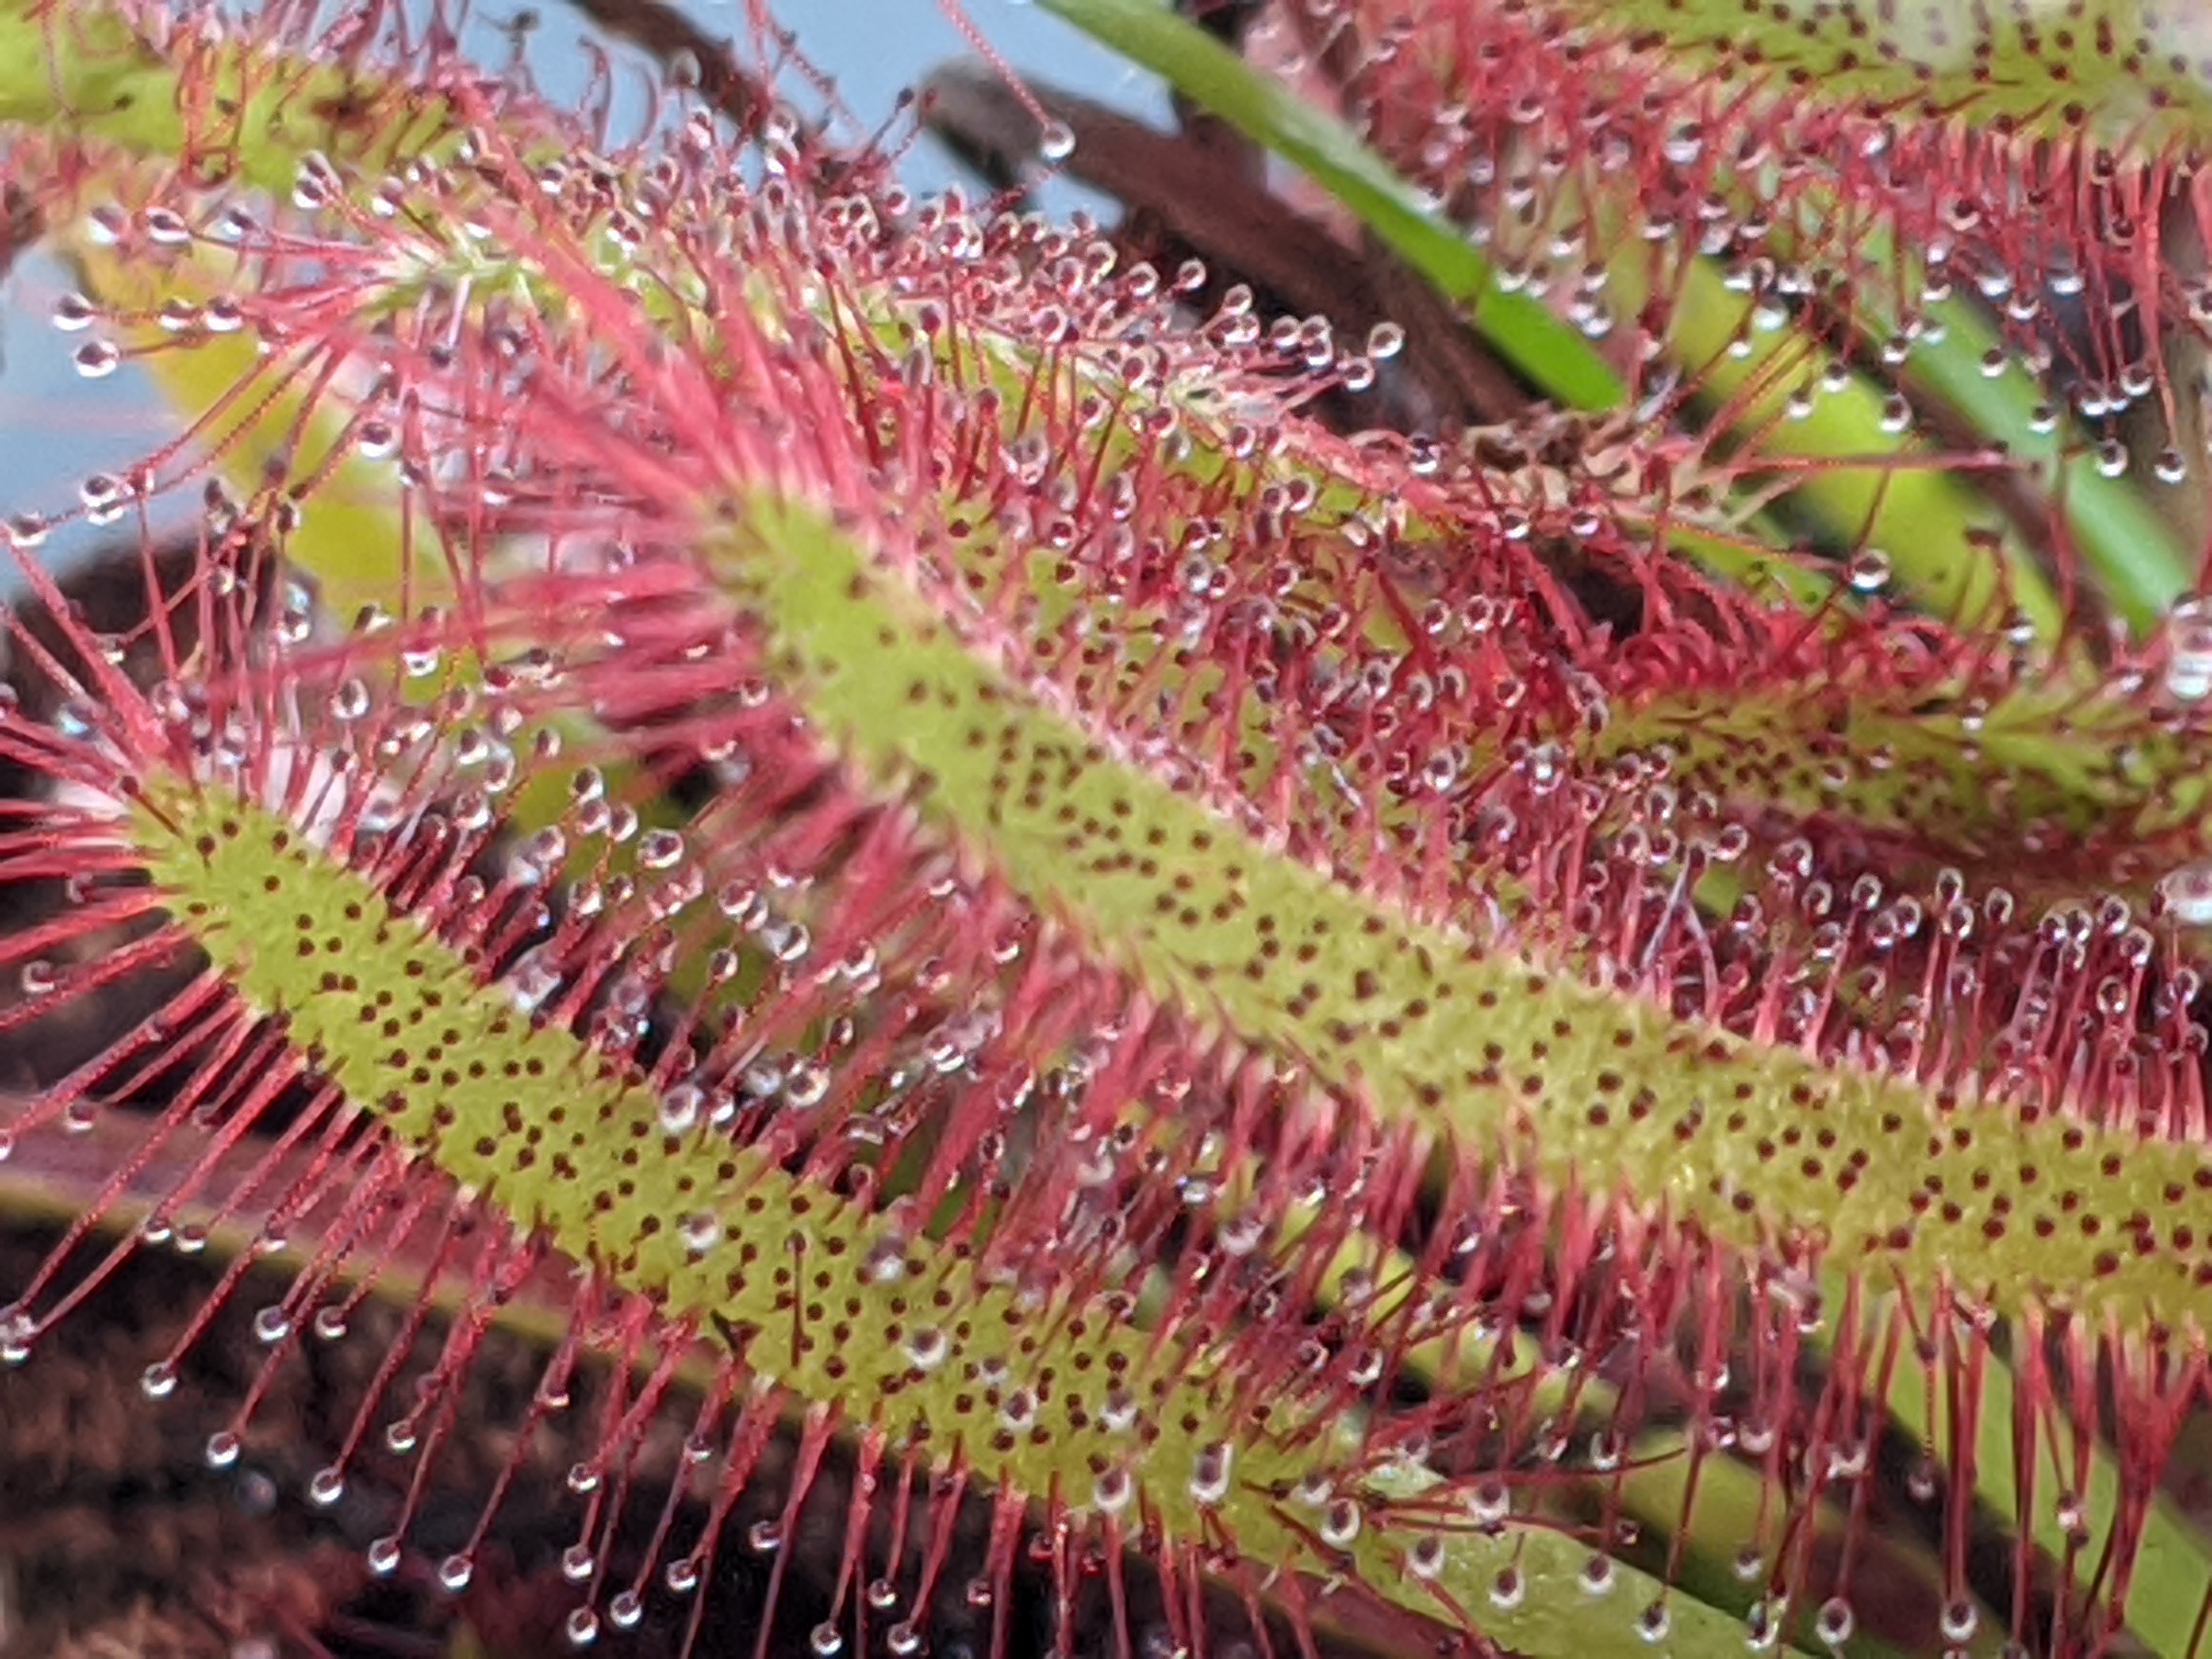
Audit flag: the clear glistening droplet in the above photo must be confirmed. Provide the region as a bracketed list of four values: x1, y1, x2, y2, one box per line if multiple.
[2167, 595, 2212, 701]
[73, 340, 122, 379]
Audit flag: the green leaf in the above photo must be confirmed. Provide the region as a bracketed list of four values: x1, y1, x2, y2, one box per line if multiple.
[1035, 0, 2070, 633]
[0, 1, 456, 199]
[1906, 288, 2193, 635]
[1549, 0, 2212, 150]
[1036, 0, 1622, 411]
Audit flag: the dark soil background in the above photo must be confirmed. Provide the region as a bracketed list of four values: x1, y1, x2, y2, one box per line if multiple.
[0, 1214, 695, 1659]
[0, 1212, 1393, 1659]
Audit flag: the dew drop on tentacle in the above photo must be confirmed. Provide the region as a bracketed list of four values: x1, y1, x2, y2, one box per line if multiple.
[2164, 865, 2212, 927]
[72, 340, 122, 380]
[2166, 594, 2212, 702]
[1844, 548, 1890, 595]
[1815, 1596, 1855, 1647]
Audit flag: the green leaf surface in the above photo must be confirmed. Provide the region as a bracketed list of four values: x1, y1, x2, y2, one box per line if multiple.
[0, 1, 455, 199]
[1551, 0, 2212, 149]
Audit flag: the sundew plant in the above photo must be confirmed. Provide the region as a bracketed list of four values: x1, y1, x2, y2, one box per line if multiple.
[9, 0, 2212, 1654]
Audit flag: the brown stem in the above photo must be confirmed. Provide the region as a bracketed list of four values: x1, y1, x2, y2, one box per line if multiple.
[918, 60, 1530, 431]
[0, 182, 39, 286]
[552, 0, 776, 135]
